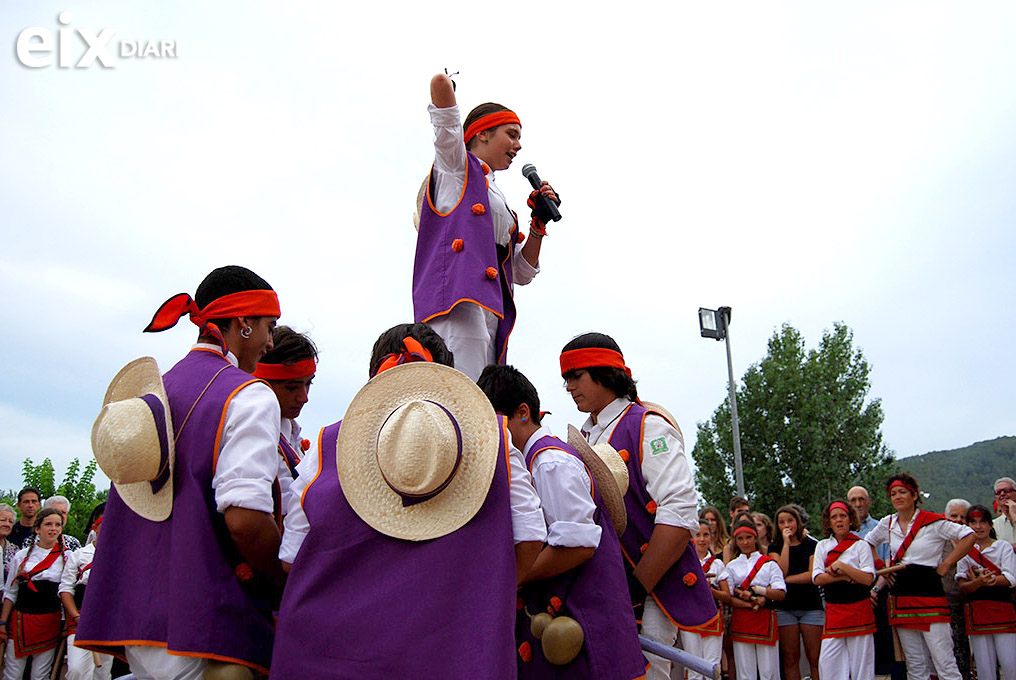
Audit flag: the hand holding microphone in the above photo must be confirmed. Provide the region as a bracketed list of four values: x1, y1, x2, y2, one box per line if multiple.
[521, 164, 562, 236]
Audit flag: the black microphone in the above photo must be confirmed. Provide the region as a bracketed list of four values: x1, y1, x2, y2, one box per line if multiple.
[521, 164, 562, 222]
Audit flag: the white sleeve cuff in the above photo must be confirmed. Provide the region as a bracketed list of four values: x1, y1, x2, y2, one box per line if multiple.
[512, 243, 540, 285]
[215, 478, 276, 515]
[547, 520, 601, 549]
[512, 508, 548, 545]
[654, 506, 700, 534]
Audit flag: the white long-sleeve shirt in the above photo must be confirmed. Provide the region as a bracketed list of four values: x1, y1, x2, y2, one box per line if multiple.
[955, 540, 1016, 585]
[4, 544, 65, 603]
[718, 552, 787, 592]
[864, 510, 973, 568]
[812, 536, 875, 583]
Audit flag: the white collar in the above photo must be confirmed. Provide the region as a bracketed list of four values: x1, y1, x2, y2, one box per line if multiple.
[193, 342, 239, 368]
[522, 425, 553, 458]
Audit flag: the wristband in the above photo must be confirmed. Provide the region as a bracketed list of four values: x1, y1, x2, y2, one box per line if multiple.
[752, 585, 766, 596]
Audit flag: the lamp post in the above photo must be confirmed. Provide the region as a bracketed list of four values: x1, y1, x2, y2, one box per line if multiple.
[698, 306, 745, 498]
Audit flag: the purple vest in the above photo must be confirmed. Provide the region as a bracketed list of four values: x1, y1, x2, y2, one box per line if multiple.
[519, 436, 647, 680]
[413, 152, 517, 363]
[270, 417, 517, 679]
[608, 403, 717, 628]
[76, 349, 276, 673]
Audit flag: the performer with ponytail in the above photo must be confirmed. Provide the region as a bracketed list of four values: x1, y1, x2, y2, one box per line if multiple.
[956, 504, 1016, 680]
[559, 332, 716, 680]
[717, 520, 786, 680]
[812, 500, 876, 680]
[865, 473, 975, 680]
[413, 72, 559, 380]
[0, 507, 67, 680]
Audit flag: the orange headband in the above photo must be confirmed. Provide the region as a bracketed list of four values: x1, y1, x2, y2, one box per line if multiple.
[253, 358, 317, 381]
[560, 348, 631, 377]
[732, 525, 758, 538]
[463, 111, 521, 144]
[888, 479, 917, 495]
[372, 337, 434, 377]
[829, 501, 850, 514]
[145, 290, 280, 333]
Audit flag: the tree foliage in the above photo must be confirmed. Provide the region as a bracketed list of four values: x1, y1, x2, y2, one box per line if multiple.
[3, 458, 108, 542]
[692, 323, 897, 529]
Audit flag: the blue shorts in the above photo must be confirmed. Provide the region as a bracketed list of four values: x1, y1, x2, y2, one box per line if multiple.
[776, 608, 825, 627]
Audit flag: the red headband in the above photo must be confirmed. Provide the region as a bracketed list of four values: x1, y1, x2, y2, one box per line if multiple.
[967, 509, 989, 522]
[888, 479, 917, 495]
[253, 358, 317, 381]
[463, 111, 521, 144]
[732, 525, 758, 538]
[145, 289, 280, 355]
[372, 337, 434, 377]
[560, 348, 631, 377]
[829, 501, 850, 514]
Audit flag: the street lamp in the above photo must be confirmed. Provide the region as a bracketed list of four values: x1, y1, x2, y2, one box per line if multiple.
[698, 306, 745, 498]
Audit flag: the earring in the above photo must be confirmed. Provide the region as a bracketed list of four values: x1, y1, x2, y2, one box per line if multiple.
[240, 326, 253, 339]
[522, 417, 527, 422]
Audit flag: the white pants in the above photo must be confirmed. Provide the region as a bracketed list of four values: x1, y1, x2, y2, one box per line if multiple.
[678, 630, 722, 680]
[642, 597, 681, 680]
[2, 643, 55, 680]
[896, 623, 961, 680]
[969, 632, 1016, 680]
[428, 303, 498, 382]
[66, 634, 113, 680]
[124, 645, 206, 680]
[732, 641, 779, 680]
[818, 634, 874, 680]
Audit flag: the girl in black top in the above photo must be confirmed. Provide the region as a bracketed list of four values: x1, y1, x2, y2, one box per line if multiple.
[768, 504, 823, 680]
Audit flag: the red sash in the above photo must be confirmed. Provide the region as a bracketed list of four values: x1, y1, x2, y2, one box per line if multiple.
[890, 511, 944, 566]
[825, 534, 860, 568]
[964, 600, 1016, 635]
[16, 543, 64, 592]
[739, 555, 773, 591]
[702, 554, 717, 573]
[889, 595, 950, 630]
[78, 560, 93, 581]
[966, 546, 1001, 575]
[823, 599, 876, 639]
[730, 609, 777, 645]
[11, 609, 62, 658]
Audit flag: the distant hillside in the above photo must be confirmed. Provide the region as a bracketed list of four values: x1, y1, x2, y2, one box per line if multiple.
[897, 436, 1015, 513]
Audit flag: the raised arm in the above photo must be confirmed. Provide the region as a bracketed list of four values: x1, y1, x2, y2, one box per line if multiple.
[430, 73, 456, 108]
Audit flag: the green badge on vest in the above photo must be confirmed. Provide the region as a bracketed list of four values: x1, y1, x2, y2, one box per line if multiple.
[649, 437, 669, 455]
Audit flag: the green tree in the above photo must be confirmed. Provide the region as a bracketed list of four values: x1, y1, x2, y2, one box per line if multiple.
[692, 322, 897, 530]
[3, 458, 108, 542]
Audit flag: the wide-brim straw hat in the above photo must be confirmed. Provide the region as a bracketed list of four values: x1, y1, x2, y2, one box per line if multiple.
[642, 401, 683, 437]
[91, 357, 174, 522]
[567, 425, 628, 535]
[336, 362, 499, 541]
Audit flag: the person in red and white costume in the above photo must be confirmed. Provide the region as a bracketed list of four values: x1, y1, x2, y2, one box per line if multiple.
[680, 519, 725, 680]
[956, 503, 1016, 680]
[59, 507, 113, 680]
[865, 473, 975, 680]
[717, 521, 786, 680]
[812, 500, 876, 680]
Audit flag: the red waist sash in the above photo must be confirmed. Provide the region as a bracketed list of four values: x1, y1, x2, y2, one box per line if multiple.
[730, 608, 777, 645]
[964, 600, 1016, 636]
[889, 594, 950, 631]
[823, 599, 876, 639]
[11, 609, 62, 658]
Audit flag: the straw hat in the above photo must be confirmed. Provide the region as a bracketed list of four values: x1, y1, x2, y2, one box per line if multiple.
[567, 425, 628, 535]
[336, 362, 499, 541]
[642, 401, 683, 438]
[91, 357, 174, 522]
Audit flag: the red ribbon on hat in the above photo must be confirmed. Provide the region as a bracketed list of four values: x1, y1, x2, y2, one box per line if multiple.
[559, 348, 631, 377]
[144, 290, 280, 355]
[463, 111, 521, 144]
[253, 358, 317, 381]
[372, 337, 434, 377]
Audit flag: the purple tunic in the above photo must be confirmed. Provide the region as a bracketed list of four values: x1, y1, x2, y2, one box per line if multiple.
[76, 348, 276, 674]
[270, 417, 518, 679]
[608, 403, 717, 628]
[413, 152, 517, 363]
[518, 436, 647, 680]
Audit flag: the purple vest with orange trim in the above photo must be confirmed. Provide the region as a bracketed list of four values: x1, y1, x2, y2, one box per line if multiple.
[77, 349, 276, 673]
[518, 436, 647, 680]
[608, 403, 717, 628]
[270, 416, 517, 679]
[413, 152, 517, 364]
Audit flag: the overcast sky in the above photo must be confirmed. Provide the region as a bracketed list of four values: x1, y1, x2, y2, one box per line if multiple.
[1, 2, 1013, 495]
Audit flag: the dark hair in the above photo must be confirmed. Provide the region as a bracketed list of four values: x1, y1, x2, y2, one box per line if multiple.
[885, 472, 921, 506]
[260, 326, 318, 369]
[463, 103, 512, 151]
[730, 520, 759, 556]
[17, 486, 41, 503]
[369, 323, 453, 377]
[731, 510, 752, 529]
[966, 504, 997, 539]
[697, 518, 713, 533]
[700, 506, 729, 548]
[86, 502, 106, 537]
[194, 265, 273, 335]
[33, 507, 64, 529]
[820, 499, 860, 536]
[729, 496, 749, 513]
[476, 365, 542, 425]
[560, 332, 638, 402]
[775, 505, 807, 542]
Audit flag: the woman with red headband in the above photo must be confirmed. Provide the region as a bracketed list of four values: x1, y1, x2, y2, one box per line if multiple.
[60, 503, 113, 680]
[864, 473, 975, 680]
[560, 332, 715, 680]
[412, 72, 559, 381]
[955, 503, 1016, 680]
[812, 500, 876, 680]
[254, 326, 318, 524]
[717, 520, 786, 680]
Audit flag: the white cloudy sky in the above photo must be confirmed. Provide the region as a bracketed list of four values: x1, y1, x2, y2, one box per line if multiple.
[1, 2, 1013, 494]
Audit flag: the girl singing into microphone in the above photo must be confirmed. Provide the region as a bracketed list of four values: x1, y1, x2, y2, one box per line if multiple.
[413, 72, 559, 380]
